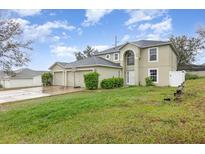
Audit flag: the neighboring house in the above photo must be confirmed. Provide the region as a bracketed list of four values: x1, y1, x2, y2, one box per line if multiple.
[49, 40, 178, 87]
[0, 68, 46, 88]
[178, 64, 205, 77]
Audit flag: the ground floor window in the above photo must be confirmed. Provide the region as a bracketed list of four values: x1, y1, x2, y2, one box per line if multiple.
[148, 68, 158, 83]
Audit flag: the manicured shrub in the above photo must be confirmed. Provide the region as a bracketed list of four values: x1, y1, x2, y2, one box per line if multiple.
[101, 77, 124, 89]
[145, 77, 155, 86]
[42, 72, 53, 86]
[84, 72, 99, 90]
[185, 73, 199, 80]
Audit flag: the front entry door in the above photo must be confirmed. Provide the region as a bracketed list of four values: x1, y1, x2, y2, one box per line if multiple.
[126, 71, 135, 85]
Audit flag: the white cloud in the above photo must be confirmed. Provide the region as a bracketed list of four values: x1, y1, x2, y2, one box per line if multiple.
[82, 9, 113, 27]
[12, 9, 42, 17]
[50, 45, 78, 58]
[137, 18, 172, 40]
[13, 18, 76, 42]
[93, 45, 109, 51]
[62, 32, 71, 39]
[14, 18, 31, 27]
[151, 18, 172, 33]
[138, 18, 172, 33]
[121, 34, 130, 42]
[146, 34, 161, 40]
[52, 36, 61, 42]
[138, 23, 151, 31]
[125, 10, 167, 26]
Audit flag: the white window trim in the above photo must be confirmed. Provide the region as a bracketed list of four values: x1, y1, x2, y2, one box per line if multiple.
[148, 47, 158, 62]
[105, 54, 110, 59]
[148, 68, 159, 84]
[113, 53, 119, 61]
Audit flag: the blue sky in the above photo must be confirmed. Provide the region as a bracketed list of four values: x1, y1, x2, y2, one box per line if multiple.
[1, 9, 205, 70]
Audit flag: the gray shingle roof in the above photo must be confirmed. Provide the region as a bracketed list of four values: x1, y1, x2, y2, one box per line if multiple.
[54, 56, 121, 69]
[94, 40, 172, 55]
[0, 68, 46, 79]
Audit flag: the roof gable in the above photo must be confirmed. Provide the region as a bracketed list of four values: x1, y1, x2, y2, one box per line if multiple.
[49, 62, 67, 70]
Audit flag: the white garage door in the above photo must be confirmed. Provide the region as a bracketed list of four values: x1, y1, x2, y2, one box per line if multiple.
[53, 72, 64, 86]
[5, 79, 34, 88]
[67, 71, 74, 87]
[75, 71, 92, 88]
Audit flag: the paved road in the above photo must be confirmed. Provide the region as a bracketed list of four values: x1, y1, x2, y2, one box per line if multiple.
[0, 86, 83, 104]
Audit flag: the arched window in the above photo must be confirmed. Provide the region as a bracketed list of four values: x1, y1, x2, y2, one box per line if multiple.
[126, 51, 134, 65]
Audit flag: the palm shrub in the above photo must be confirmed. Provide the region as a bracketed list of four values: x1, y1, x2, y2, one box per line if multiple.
[101, 77, 124, 89]
[42, 72, 53, 86]
[84, 72, 99, 90]
[145, 77, 155, 86]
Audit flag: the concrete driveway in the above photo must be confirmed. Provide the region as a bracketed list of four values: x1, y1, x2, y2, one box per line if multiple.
[0, 86, 83, 104]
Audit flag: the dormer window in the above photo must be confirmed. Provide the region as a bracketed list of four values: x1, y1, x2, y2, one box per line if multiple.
[114, 53, 119, 61]
[105, 54, 110, 59]
[148, 47, 158, 62]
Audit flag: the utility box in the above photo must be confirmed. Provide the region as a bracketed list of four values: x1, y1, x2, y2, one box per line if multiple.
[169, 71, 186, 87]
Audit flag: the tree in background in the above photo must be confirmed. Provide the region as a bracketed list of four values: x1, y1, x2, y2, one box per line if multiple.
[74, 52, 86, 61]
[0, 19, 32, 73]
[74, 45, 98, 60]
[170, 26, 205, 68]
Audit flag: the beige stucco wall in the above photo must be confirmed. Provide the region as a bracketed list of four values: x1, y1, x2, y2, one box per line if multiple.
[95, 66, 121, 80]
[139, 45, 177, 86]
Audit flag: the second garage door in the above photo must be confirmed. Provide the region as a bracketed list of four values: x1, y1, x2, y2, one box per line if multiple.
[74, 70, 92, 88]
[53, 72, 64, 86]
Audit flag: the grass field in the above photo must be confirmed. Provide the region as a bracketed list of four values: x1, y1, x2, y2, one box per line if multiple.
[0, 78, 204, 143]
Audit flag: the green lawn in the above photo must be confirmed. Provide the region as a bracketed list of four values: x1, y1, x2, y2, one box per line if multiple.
[0, 79, 205, 143]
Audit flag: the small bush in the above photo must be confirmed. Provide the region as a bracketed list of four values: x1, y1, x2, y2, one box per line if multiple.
[185, 73, 199, 80]
[84, 72, 99, 90]
[0, 84, 3, 88]
[42, 72, 53, 86]
[145, 77, 155, 86]
[101, 77, 124, 89]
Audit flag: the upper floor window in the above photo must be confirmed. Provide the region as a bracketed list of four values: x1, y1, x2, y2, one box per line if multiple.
[126, 51, 134, 65]
[148, 48, 158, 62]
[114, 53, 119, 61]
[105, 54, 110, 59]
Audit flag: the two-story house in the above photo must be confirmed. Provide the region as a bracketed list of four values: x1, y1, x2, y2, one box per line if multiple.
[49, 40, 178, 87]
